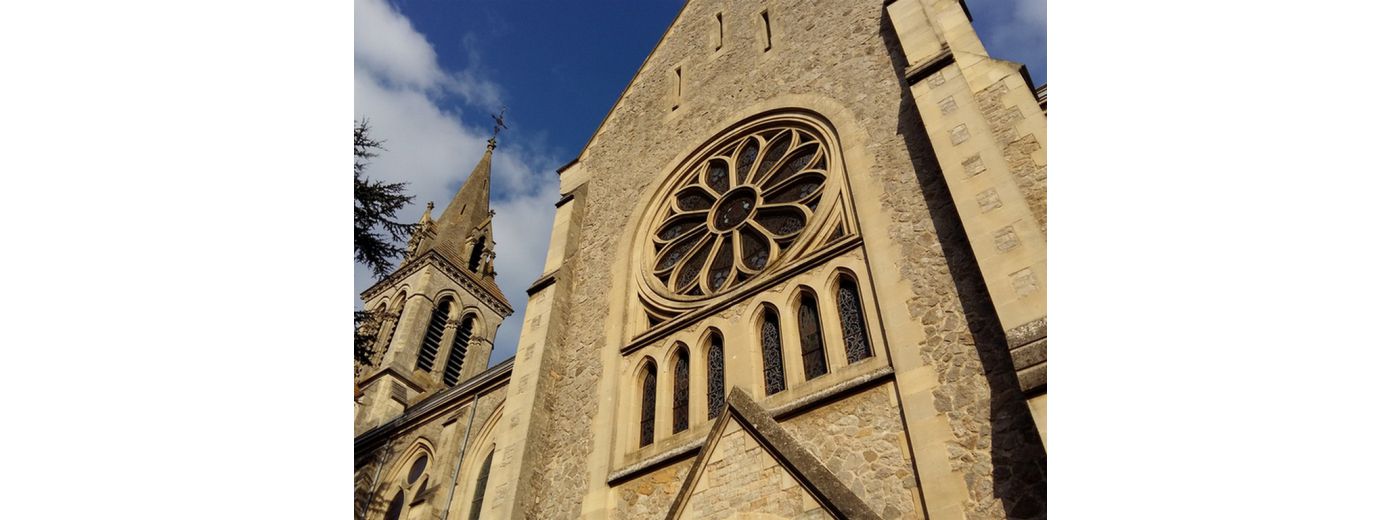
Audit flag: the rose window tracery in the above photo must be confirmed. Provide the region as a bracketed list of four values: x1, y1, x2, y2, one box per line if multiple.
[651, 126, 829, 297]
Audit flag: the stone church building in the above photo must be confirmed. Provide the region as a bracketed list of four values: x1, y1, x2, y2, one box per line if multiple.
[354, 0, 1047, 518]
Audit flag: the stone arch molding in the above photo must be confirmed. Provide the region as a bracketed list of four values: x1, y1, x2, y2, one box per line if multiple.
[634, 108, 861, 328]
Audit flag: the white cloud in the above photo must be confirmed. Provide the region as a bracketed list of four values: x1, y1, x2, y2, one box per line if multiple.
[354, 0, 560, 365]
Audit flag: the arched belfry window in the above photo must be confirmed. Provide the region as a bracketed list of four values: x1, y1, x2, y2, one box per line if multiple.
[673, 346, 690, 434]
[760, 308, 786, 395]
[467, 450, 493, 520]
[797, 292, 828, 380]
[640, 360, 658, 447]
[837, 275, 873, 363]
[443, 315, 475, 386]
[416, 300, 451, 371]
[706, 333, 725, 419]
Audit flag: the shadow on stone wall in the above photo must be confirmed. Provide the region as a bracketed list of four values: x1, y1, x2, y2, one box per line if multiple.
[877, 13, 1047, 520]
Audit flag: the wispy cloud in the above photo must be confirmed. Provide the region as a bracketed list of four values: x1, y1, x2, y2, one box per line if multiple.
[354, 0, 559, 364]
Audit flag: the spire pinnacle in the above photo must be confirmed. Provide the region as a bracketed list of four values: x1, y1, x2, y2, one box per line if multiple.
[419, 201, 435, 223]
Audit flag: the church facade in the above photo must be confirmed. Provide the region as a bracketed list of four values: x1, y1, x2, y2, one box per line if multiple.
[355, 0, 1047, 518]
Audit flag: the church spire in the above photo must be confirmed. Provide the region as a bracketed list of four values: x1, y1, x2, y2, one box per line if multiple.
[433, 139, 494, 238]
[426, 110, 507, 277]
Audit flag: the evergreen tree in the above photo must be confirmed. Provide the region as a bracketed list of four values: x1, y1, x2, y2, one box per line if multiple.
[354, 119, 414, 369]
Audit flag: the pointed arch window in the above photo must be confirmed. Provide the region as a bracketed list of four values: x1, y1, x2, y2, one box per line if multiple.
[640, 361, 658, 447]
[384, 490, 405, 520]
[837, 276, 873, 363]
[707, 333, 724, 419]
[761, 308, 786, 395]
[416, 300, 451, 371]
[673, 346, 690, 434]
[467, 450, 493, 520]
[383, 453, 429, 520]
[443, 315, 475, 386]
[797, 292, 828, 380]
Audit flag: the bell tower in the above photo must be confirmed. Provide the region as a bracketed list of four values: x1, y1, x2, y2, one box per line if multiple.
[355, 136, 513, 436]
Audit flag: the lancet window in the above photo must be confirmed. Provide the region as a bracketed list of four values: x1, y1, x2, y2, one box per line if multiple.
[467, 450, 493, 520]
[837, 276, 873, 363]
[797, 292, 828, 380]
[761, 308, 786, 395]
[707, 333, 724, 419]
[673, 346, 690, 434]
[640, 360, 658, 447]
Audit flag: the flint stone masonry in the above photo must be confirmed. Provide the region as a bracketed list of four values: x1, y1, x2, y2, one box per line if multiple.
[616, 458, 693, 518]
[783, 386, 921, 519]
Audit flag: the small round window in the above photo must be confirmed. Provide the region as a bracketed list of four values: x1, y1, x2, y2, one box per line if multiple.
[406, 454, 428, 484]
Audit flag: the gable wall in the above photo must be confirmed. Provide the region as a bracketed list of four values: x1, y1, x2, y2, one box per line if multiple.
[507, 0, 1046, 518]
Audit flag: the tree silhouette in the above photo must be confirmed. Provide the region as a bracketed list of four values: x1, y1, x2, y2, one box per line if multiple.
[354, 118, 414, 369]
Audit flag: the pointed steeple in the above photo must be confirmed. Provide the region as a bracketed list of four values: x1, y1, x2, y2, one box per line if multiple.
[427, 138, 497, 277]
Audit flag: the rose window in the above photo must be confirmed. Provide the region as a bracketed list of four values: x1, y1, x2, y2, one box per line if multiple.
[652, 126, 828, 297]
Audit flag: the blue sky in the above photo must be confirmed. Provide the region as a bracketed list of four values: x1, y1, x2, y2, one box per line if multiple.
[354, 0, 1047, 366]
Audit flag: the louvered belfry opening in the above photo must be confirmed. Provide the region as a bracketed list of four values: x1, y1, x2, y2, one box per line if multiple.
[467, 237, 486, 273]
[706, 333, 724, 419]
[761, 308, 786, 395]
[640, 361, 658, 447]
[672, 347, 690, 434]
[416, 300, 451, 371]
[798, 292, 829, 380]
[838, 276, 874, 363]
[467, 450, 493, 520]
[443, 316, 475, 386]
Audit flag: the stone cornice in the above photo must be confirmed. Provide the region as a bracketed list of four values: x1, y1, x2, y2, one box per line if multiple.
[361, 250, 513, 317]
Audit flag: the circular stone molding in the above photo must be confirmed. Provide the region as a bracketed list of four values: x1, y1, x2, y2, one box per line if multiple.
[641, 113, 841, 308]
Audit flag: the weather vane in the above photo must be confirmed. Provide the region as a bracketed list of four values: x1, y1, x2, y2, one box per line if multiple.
[492, 108, 508, 137]
[487, 108, 507, 150]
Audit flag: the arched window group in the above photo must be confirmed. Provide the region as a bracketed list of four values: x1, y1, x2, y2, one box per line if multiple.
[638, 331, 725, 448]
[758, 273, 874, 395]
[632, 273, 870, 447]
[413, 296, 488, 386]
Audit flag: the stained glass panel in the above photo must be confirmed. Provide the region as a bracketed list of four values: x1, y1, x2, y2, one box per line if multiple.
[762, 310, 786, 395]
[838, 278, 873, 363]
[640, 364, 657, 447]
[673, 348, 689, 434]
[798, 294, 828, 380]
[707, 336, 724, 419]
